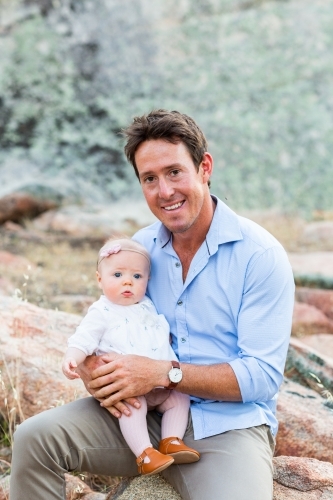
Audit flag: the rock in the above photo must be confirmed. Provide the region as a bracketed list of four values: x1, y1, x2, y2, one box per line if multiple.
[0, 187, 62, 225]
[288, 252, 333, 289]
[300, 334, 333, 360]
[295, 288, 333, 320]
[0, 296, 87, 419]
[2, 220, 25, 232]
[300, 222, 333, 251]
[32, 201, 157, 238]
[114, 474, 181, 500]
[2, 473, 108, 500]
[275, 378, 333, 463]
[273, 456, 333, 499]
[285, 337, 333, 394]
[0, 250, 33, 271]
[292, 301, 333, 336]
[65, 473, 106, 499]
[0, 476, 10, 500]
[0, 276, 15, 296]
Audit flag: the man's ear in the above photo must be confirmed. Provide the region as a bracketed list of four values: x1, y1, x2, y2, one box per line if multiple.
[96, 270, 102, 289]
[200, 152, 213, 183]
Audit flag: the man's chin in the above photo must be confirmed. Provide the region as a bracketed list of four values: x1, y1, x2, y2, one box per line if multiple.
[163, 219, 194, 234]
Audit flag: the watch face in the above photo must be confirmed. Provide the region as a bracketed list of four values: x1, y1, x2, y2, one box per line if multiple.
[170, 368, 182, 383]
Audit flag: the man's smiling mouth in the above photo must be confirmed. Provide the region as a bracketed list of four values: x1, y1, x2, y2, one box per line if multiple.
[164, 201, 184, 211]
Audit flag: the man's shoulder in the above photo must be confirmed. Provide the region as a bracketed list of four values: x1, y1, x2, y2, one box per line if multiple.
[237, 214, 283, 253]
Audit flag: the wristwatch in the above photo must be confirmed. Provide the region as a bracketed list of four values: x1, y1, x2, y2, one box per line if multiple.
[167, 361, 183, 389]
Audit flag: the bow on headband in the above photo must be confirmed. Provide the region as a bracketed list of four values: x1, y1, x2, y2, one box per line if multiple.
[99, 244, 121, 258]
[97, 243, 151, 268]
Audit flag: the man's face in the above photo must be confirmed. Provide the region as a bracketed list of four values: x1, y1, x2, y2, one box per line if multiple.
[135, 139, 212, 235]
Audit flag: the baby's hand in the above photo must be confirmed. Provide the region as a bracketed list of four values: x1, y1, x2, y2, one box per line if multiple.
[62, 358, 81, 380]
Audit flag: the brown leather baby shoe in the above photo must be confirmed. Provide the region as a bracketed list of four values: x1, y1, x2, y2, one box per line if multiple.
[136, 447, 174, 475]
[158, 437, 200, 464]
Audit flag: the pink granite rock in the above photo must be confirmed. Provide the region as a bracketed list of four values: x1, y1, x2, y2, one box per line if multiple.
[300, 334, 333, 360]
[288, 252, 333, 279]
[0, 296, 87, 419]
[296, 288, 333, 320]
[273, 456, 333, 499]
[0, 191, 59, 225]
[0, 251, 33, 271]
[285, 337, 333, 393]
[276, 378, 333, 463]
[292, 301, 333, 336]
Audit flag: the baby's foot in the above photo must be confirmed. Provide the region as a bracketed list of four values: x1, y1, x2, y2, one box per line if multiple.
[136, 447, 174, 475]
[159, 437, 200, 464]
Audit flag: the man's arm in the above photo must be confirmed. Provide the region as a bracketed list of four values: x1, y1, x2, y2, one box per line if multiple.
[89, 246, 294, 409]
[88, 353, 242, 407]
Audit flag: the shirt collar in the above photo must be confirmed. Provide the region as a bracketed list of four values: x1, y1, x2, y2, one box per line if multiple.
[154, 196, 243, 253]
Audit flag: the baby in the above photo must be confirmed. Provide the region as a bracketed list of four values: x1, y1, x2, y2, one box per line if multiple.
[62, 237, 200, 476]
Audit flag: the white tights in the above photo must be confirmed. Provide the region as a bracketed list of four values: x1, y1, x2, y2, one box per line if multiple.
[118, 390, 190, 458]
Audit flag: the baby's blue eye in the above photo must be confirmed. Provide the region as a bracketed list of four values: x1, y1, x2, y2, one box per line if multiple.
[133, 273, 141, 279]
[114, 272, 121, 277]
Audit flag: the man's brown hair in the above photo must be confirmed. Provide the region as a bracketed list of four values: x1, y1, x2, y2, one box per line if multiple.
[123, 109, 208, 179]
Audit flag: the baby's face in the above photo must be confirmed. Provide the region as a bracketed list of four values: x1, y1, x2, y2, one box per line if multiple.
[96, 250, 149, 306]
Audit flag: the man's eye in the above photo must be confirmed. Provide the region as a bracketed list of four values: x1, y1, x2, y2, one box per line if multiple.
[144, 176, 155, 183]
[133, 273, 141, 279]
[114, 272, 121, 277]
[170, 169, 180, 176]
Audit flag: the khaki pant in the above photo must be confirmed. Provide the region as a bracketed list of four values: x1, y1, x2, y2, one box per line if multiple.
[10, 397, 275, 500]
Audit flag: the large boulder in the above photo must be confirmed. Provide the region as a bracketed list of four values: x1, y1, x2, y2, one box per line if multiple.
[276, 378, 333, 463]
[295, 287, 333, 320]
[0, 186, 63, 225]
[32, 201, 157, 239]
[285, 337, 333, 394]
[292, 301, 333, 336]
[273, 456, 333, 499]
[0, 250, 33, 271]
[300, 334, 333, 360]
[288, 252, 333, 289]
[0, 296, 86, 419]
[0, 473, 108, 500]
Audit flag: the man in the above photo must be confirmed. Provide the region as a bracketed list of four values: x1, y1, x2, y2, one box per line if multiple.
[10, 110, 294, 499]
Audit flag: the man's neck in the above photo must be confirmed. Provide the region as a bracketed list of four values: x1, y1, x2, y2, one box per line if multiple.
[172, 196, 216, 280]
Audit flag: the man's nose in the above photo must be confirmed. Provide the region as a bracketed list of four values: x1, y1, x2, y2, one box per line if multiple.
[158, 178, 174, 199]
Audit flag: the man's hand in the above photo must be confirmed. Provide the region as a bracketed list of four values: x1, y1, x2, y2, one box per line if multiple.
[88, 352, 170, 408]
[76, 354, 142, 418]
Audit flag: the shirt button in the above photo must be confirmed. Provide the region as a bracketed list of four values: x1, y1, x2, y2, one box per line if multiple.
[180, 337, 186, 343]
[177, 300, 183, 306]
[175, 262, 181, 267]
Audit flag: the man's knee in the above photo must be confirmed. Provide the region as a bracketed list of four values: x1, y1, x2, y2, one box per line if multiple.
[13, 410, 65, 458]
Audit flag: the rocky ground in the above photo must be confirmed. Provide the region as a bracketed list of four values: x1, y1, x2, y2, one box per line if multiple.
[0, 195, 333, 499]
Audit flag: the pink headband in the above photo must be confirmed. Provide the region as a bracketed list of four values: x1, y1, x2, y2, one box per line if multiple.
[97, 243, 150, 268]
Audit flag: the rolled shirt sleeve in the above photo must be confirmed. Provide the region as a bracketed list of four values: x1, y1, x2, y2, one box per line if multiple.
[228, 246, 295, 403]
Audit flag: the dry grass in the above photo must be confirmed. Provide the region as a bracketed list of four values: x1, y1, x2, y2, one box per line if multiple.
[0, 232, 100, 314]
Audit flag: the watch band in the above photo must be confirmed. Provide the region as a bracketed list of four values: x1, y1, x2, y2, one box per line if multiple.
[167, 361, 181, 389]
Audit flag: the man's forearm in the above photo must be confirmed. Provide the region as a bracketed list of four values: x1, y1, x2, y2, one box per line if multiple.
[166, 362, 242, 402]
[88, 354, 242, 407]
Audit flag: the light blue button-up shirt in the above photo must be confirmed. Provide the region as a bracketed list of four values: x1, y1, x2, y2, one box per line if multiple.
[134, 197, 295, 440]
